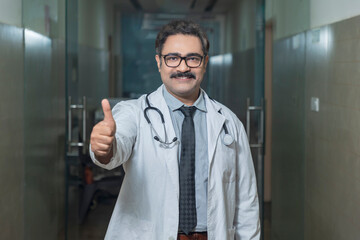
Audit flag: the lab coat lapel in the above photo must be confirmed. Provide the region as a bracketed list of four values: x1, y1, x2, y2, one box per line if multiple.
[149, 85, 179, 198]
[204, 93, 225, 167]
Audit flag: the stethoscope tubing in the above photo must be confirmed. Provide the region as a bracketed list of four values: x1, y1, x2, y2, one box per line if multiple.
[144, 93, 234, 146]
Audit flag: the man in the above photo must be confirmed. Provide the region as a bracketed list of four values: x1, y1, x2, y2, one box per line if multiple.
[90, 20, 260, 240]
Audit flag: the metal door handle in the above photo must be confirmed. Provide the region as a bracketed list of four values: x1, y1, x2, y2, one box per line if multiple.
[246, 98, 264, 148]
[68, 96, 87, 154]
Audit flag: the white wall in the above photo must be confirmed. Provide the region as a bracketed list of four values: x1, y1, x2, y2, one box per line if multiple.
[22, 0, 62, 37]
[266, 0, 310, 40]
[310, 0, 360, 28]
[0, 0, 22, 26]
[268, 0, 360, 40]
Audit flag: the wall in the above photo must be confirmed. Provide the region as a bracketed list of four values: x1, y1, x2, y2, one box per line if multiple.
[225, 0, 256, 52]
[268, 0, 360, 40]
[78, 0, 112, 103]
[23, 29, 66, 240]
[23, 0, 63, 38]
[270, 1, 360, 239]
[310, 0, 360, 28]
[0, 23, 24, 240]
[304, 20, 360, 240]
[0, 0, 118, 238]
[266, 0, 310, 40]
[272, 32, 306, 240]
[78, 0, 112, 50]
[0, 0, 66, 239]
[0, 0, 22, 26]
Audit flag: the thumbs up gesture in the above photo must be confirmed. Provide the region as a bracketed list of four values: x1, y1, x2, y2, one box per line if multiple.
[90, 99, 116, 164]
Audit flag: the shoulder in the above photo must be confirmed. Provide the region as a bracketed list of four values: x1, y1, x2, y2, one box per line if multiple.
[206, 96, 246, 134]
[205, 95, 241, 123]
[111, 95, 146, 120]
[113, 95, 145, 110]
[215, 100, 238, 121]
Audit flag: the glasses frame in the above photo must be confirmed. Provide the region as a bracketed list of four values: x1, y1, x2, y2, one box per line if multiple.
[160, 54, 206, 68]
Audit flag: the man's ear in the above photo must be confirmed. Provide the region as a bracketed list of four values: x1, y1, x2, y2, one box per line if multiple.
[203, 55, 209, 69]
[155, 55, 161, 72]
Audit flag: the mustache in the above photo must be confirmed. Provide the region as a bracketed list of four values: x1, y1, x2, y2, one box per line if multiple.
[170, 72, 196, 79]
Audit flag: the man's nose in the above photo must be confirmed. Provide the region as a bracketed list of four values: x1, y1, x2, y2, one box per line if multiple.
[177, 59, 191, 72]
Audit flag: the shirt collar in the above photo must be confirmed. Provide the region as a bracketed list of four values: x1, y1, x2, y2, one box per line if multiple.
[163, 87, 207, 113]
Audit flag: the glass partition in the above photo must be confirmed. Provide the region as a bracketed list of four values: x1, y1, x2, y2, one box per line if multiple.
[22, 0, 66, 239]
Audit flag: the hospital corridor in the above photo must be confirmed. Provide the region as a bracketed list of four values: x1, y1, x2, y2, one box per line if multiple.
[0, 0, 360, 239]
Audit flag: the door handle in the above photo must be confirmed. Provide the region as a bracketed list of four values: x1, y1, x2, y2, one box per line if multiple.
[246, 97, 265, 149]
[68, 96, 87, 154]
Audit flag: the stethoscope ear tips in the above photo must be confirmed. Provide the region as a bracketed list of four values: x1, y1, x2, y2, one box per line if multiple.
[223, 134, 234, 146]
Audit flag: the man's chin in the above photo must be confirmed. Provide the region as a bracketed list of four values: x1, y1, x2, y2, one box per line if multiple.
[172, 87, 200, 98]
[172, 77, 195, 82]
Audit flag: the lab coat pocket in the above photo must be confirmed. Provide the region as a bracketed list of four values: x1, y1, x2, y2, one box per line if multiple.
[219, 143, 236, 183]
[107, 213, 154, 240]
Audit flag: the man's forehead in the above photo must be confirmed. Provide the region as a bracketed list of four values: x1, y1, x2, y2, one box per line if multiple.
[164, 52, 202, 56]
[161, 34, 203, 54]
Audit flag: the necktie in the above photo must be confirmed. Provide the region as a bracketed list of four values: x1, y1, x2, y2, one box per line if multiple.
[178, 106, 197, 235]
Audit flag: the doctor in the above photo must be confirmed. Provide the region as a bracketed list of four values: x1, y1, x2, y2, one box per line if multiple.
[90, 20, 260, 240]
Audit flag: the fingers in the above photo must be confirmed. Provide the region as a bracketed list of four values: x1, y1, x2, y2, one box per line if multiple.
[95, 121, 115, 136]
[92, 135, 112, 144]
[91, 122, 114, 140]
[91, 142, 113, 159]
[90, 132, 114, 157]
[91, 141, 112, 153]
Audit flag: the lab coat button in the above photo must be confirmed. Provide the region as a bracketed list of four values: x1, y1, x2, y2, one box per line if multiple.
[169, 237, 175, 240]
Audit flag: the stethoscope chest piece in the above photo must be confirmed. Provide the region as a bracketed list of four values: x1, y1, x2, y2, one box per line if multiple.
[218, 109, 234, 146]
[223, 133, 234, 146]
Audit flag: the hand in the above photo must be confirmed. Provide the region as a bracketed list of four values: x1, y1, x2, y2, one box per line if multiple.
[90, 99, 116, 163]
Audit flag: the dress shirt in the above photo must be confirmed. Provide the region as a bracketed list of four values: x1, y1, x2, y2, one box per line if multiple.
[163, 87, 208, 232]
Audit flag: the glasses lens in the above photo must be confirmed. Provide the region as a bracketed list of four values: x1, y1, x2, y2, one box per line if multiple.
[186, 56, 202, 67]
[164, 55, 180, 67]
[163, 55, 203, 68]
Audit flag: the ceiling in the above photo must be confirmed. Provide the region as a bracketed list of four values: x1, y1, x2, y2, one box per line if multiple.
[113, 0, 236, 14]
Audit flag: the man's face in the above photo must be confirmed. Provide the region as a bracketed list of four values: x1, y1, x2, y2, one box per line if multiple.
[155, 34, 209, 104]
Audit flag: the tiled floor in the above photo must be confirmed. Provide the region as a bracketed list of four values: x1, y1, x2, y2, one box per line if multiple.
[264, 202, 272, 240]
[78, 195, 116, 240]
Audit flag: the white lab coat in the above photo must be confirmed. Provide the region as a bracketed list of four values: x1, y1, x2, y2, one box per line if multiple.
[90, 85, 260, 240]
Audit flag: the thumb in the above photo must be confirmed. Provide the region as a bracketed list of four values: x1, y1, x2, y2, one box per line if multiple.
[101, 99, 114, 122]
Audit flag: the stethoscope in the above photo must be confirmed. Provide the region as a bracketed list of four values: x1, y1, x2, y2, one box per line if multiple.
[144, 93, 234, 147]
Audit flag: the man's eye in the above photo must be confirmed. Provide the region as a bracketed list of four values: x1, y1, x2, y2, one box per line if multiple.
[167, 56, 179, 61]
[187, 57, 200, 62]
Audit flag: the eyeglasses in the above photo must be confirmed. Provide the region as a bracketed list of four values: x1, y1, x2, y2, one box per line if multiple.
[161, 54, 205, 68]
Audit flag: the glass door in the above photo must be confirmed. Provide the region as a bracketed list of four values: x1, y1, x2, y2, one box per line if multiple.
[22, 0, 66, 239]
[207, 0, 266, 238]
[65, 0, 82, 238]
[65, 0, 111, 238]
